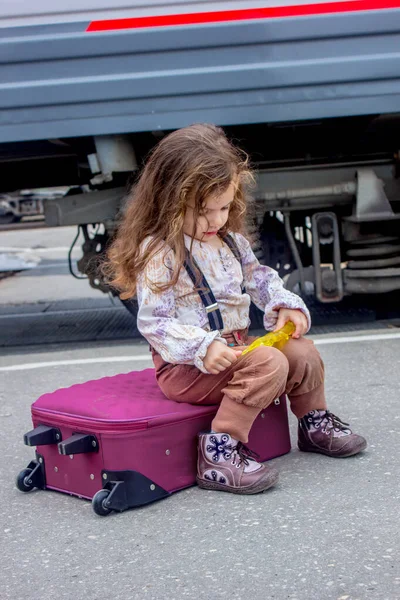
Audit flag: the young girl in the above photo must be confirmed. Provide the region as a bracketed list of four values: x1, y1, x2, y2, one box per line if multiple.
[105, 124, 367, 495]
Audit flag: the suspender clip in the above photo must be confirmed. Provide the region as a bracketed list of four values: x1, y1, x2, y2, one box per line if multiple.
[205, 302, 219, 314]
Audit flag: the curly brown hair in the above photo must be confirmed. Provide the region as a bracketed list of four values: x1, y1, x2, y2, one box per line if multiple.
[104, 123, 253, 299]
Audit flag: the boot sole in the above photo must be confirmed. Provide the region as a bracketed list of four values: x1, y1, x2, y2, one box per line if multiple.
[196, 472, 278, 495]
[298, 439, 367, 458]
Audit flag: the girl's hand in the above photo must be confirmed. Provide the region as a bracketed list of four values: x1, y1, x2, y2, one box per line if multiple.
[203, 340, 242, 375]
[274, 308, 308, 339]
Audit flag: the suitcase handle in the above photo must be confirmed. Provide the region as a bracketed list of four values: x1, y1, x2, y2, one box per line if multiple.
[58, 433, 99, 455]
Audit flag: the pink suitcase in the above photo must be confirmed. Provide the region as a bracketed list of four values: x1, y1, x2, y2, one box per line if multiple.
[17, 368, 291, 515]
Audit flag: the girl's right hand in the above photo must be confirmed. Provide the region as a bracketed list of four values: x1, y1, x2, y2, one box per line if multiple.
[203, 340, 242, 375]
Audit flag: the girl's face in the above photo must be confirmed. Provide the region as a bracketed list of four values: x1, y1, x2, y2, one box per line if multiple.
[183, 181, 235, 242]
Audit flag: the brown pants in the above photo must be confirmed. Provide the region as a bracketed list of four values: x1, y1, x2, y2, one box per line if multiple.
[152, 334, 326, 443]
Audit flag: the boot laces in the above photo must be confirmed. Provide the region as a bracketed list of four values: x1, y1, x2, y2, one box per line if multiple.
[228, 442, 260, 467]
[321, 411, 351, 434]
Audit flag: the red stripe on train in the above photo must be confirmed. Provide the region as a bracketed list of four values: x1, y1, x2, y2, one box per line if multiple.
[86, 0, 400, 32]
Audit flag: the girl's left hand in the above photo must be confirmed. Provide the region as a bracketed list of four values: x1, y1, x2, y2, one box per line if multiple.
[274, 308, 308, 339]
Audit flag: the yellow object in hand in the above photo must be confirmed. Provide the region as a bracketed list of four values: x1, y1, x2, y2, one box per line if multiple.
[241, 321, 296, 355]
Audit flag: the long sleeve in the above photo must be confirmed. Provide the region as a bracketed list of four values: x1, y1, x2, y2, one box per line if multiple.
[136, 245, 226, 373]
[232, 233, 311, 332]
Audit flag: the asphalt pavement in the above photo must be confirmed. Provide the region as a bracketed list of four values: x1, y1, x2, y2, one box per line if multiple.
[1, 226, 400, 600]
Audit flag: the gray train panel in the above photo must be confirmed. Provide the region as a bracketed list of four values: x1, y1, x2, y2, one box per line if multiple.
[1, 7, 400, 143]
[0, 0, 229, 26]
[0, 1, 347, 27]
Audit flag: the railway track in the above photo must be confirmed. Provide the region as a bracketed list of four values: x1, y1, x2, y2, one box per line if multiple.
[0, 299, 399, 348]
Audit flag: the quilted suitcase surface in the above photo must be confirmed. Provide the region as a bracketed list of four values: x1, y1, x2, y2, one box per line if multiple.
[17, 368, 291, 515]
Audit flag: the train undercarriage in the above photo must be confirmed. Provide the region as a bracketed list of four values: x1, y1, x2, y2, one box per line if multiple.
[1, 115, 400, 303]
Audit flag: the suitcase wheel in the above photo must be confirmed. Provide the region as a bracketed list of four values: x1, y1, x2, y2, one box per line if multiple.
[16, 458, 45, 493]
[92, 489, 112, 517]
[16, 468, 36, 493]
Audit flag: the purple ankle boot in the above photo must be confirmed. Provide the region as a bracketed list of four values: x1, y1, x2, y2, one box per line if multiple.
[298, 410, 367, 458]
[197, 432, 279, 494]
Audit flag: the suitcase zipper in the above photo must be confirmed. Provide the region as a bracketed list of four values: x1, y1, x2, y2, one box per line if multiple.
[31, 406, 217, 434]
[31, 407, 148, 433]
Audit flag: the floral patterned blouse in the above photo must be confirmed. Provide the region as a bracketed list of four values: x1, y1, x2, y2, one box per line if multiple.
[136, 232, 310, 373]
